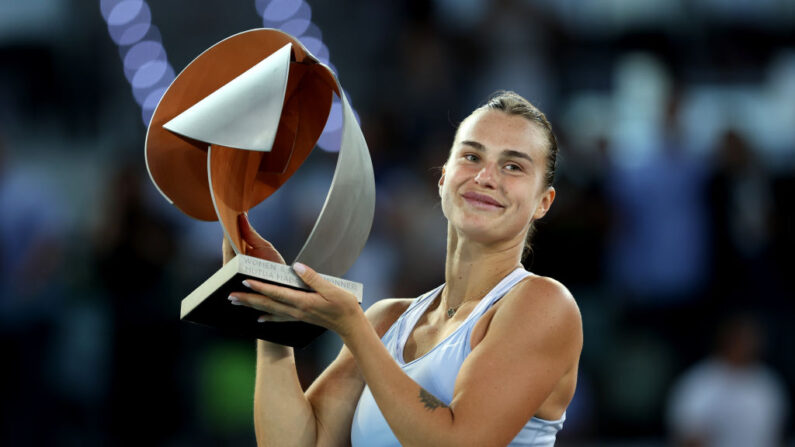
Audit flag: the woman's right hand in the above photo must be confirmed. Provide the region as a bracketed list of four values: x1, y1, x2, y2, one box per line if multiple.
[222, 214, 286, 265]
[223, 214, 297, 344]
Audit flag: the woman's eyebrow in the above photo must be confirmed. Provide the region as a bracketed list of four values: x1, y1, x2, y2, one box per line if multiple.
[461, 140, 534, 164]
[461, 140, 485, 151]
[502, 149, 534, 164]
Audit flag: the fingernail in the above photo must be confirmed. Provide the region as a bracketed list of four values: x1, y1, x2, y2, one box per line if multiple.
[293, 262, 306, 275]
[257, 315, 269, 323]
[228, 295, 241, 305]
[242, 280, 251, 288]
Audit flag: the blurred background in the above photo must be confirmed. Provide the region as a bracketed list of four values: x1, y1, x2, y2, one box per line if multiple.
[1, 0, 793, 445]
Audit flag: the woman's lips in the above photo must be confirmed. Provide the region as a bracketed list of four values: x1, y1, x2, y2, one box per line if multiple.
[461, 191, 504, 210]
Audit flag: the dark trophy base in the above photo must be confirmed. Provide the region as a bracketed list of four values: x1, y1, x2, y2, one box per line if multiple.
[180, 255, 363, 348]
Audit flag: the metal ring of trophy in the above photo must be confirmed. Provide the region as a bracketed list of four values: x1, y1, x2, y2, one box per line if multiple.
[144, 28, 375, 278]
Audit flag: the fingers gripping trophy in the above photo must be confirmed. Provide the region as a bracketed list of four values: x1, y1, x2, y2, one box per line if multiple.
[144, 29, 375, 348]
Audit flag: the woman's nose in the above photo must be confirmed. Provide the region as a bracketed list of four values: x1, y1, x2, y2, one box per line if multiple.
[474, 164, 497, 188]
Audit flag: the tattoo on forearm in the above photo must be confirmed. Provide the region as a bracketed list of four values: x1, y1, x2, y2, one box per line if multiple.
[418, 389, 448, 411]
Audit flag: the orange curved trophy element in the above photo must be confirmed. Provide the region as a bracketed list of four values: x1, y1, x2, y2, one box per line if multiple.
[145, 29, 337, 254]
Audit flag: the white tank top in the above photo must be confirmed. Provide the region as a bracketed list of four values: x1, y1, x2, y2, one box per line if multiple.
[350, 268, 565, 446]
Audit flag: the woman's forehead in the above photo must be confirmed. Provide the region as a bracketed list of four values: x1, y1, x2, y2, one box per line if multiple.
[455, 110, 547, 156]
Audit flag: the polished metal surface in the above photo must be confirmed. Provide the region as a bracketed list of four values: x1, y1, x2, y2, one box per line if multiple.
[294, 84, 375, 277]
[163, 43, 291, 152]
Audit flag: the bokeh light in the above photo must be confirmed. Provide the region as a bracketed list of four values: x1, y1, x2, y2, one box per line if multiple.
[101, 0, 175, 125]
[102, 0, 352, 142]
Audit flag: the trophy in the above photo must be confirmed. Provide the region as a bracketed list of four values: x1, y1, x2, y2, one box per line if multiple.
[144, 29, 375, 348]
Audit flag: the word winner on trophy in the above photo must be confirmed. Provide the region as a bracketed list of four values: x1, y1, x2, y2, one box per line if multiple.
[144, 29, 375, 348]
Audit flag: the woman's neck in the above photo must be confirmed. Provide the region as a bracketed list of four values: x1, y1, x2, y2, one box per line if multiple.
[442, 227, 524, 311]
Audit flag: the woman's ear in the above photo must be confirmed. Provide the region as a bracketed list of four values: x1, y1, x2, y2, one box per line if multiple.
[438, 166, 446, 196]
[533, 186, 556, 220]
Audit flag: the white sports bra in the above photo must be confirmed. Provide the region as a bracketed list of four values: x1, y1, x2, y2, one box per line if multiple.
[350, 268, 565, 446]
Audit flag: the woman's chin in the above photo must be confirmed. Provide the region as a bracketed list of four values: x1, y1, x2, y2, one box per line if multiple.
[453, 222, 506, 243]
[450, 214, 528, 247]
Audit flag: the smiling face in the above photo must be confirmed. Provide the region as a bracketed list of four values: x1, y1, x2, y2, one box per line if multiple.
[439, 109, 555, 250]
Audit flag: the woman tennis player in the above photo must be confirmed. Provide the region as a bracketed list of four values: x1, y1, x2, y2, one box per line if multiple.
[226, 91, 582, 447]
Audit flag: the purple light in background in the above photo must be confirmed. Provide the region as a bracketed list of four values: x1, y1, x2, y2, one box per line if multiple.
[100, 0, 122, 20]
[132, 60, 169, 89]
[117, 24, 162, 58]
[316, 127, 342, 153]
[109, 1, 143, 24]
[279, 17, 311, 37]
[123, 40, 167, 81]
[107, 0, 145, 26]
[314, 44, 330, 64]
[101, 0, 175, 126]
[298, 36, 325, 59]
[107, 1, 152, 45]
[132, 64, 174, 105]
[261, 2, 313, 36]
[260, 0, 303, 22]
[141, 86, 169, 124]
[314, 90, 359, 154]
[301, 22, 322, 41]
[113, 22, 151, 46]
[323, 101, 343, 133]
[254, 0, 353, 152]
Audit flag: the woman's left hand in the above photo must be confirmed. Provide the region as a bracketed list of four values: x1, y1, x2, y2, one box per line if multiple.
[228, 262, 364, 338]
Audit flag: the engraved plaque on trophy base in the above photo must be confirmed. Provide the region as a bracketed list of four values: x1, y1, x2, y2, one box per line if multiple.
[180, 255, 363, 348]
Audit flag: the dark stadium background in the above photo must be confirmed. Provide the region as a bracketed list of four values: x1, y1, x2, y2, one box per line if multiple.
[1, 1, 793, 445]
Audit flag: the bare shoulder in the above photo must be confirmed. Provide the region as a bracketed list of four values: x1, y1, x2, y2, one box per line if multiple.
[508, 274, 580, 320]
[460, 275, 582, 427]
[490, 274, 582, 353]
[364, 298, 412, 337]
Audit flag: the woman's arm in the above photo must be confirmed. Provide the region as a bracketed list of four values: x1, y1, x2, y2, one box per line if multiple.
[222, 218, 316, 446]
[224, 215, 407, 447]
[235, 266, 582, 447]
[253, 298, 405, 447]
[252, 341, 315, 447]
